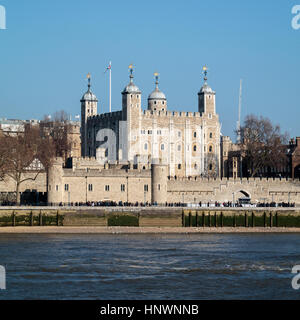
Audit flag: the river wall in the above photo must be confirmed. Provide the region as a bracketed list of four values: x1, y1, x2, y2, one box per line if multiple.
[0, 207, 300, 228]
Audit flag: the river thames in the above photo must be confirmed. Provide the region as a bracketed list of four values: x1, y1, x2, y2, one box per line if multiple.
[0, 233, 299, 300]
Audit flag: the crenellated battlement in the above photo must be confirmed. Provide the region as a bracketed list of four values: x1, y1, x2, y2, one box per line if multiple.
[168, 176, 300, 184]
[142, 110, 201, 119]
[87, 111, 122, 122]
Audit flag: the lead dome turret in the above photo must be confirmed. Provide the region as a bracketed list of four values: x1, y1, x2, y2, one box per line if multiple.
[122, 66, 141, 94]
[148, 73, 167, 111]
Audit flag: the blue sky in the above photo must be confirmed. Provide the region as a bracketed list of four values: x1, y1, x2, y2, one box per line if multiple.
[0, 0, 299, 140]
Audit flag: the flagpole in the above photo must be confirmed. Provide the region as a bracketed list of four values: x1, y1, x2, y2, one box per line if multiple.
[109, 61, 112, 113]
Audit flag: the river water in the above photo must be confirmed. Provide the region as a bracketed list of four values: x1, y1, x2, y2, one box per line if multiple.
[0, 233, 299, 300]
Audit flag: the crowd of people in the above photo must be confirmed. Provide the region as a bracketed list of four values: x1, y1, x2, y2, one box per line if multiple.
[0, 200, 296, 208]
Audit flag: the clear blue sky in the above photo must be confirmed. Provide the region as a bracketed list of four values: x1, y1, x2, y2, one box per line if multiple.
[0, 0, 299, 140]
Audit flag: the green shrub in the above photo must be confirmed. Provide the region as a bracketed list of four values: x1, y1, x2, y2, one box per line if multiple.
[108, 215, 139, 227]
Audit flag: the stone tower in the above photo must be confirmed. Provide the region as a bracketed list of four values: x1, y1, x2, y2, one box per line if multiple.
[148, 73, 167, 112]
[198, 67, 216, 115]
[151, 163, 168, 205]
[47, 157, 64, 205]
[122, 66, 141, 161]
[81, 74, 98, 157]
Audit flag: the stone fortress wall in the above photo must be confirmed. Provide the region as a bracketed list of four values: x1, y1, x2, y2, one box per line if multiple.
[46, 158, 300, 206]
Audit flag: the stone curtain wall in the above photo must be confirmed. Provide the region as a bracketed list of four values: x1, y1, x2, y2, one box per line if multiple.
[167, 177, 300, 204]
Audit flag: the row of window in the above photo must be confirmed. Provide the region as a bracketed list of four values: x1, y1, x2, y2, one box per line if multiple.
[59, 184, 150, 193]
[143, 143, 213, 152]
[139, 130, 213, 139]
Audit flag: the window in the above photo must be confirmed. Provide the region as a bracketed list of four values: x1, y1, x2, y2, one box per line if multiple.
[178, 164, 182, 170]
[177, 145, 181, 152]
[105, 185, 110, 192]
[154, 101, 157, 105]
[157, 130, 162, 135]
[148, 130, 152, 135]
[194, 132, 197, 138]
[194, 164, 198, 170]
[65, 184, 69, 192]
[193, 146, 197, 152]
[144, 185, 149, 192]
[209, 146, 213, 153]
[141, 130, 146, 134]
[209, 164, 213, 171]
[162, 101, 165, 105]
[88, 184, 93, 192]
[56, 185, 59, 191]
[161, 144, 165, 151]
[105, 149, 109, 157]
[144, 143, 148, 150]
[210, 133, 213, 139]
[178, 131, 181, 137]
[158, 184, 161, 191]
[121, 184, 126, 192]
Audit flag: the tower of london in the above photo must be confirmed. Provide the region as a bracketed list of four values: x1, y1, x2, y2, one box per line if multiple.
[81, 66, 221, 178]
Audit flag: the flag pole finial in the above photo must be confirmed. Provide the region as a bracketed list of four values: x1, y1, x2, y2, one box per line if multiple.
[87, 73, 91, 90]
[154, 72, 159, 89]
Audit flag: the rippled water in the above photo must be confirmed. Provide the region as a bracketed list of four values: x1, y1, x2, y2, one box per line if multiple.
[0, 233, 300, 300]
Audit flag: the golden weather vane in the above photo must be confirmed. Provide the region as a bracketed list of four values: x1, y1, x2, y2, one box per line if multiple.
[202, 65, 208, 81]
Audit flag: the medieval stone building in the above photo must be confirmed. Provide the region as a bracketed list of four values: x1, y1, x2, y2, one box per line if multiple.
[81, 67, 221, 178]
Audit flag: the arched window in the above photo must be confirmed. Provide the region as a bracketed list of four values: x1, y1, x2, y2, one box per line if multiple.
[209, 146, 213, 153]
[144, 143, 148, 151]
[161, 144, 165, 151]
[177, 144, 181, 152]
[194, 132, 197, 138]
[209, 164, 213, 171]
[210, 133, 213, 139]
[193, 145, 197, 152]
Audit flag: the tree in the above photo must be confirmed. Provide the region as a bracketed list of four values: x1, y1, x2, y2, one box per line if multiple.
[239, 114, 289, 177]
[40, 110, 72, 160]
[0, 125, 55, 205]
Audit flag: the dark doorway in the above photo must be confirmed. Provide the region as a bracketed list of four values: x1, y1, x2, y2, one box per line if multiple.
[294, 165, 300, 179]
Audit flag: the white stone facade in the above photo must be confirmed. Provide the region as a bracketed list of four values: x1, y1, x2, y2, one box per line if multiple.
[81, 70, 221, 178]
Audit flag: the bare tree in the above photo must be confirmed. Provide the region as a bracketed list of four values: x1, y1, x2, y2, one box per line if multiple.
[40, 110, 72, 160]
[239, 114, 289, 177]
[0, 125, 55, 205]
[0, 132, 7, 181]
